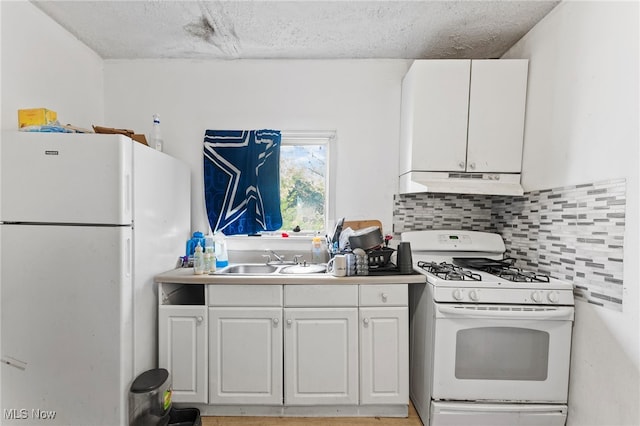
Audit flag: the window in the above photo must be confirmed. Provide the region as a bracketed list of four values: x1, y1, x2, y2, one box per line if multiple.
[278, 131, 334, 234]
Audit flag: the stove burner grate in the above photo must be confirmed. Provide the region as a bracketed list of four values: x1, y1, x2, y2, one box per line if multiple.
[452, 257, 551, 283]
[485, 266, 551, 283]
[417, 261, 482, 281]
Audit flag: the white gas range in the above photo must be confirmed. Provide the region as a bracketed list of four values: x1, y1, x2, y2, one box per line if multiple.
[402, 230, 574, 426]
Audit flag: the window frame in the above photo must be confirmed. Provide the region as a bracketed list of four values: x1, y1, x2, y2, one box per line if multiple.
[275, 130, 336, 236]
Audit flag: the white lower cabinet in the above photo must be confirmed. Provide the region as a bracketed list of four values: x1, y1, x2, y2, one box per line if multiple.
[284, 307, 359, 405]
[359, 284, 409, 405]
[359, 307, 409, 404]
[158, 305, 208, 403]
[208, 307, 283, 405]
[158, 282, 409, 415]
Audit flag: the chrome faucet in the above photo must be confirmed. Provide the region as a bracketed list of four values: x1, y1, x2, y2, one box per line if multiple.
[264, 249, 285, 263]
[263, 250, 303, 265]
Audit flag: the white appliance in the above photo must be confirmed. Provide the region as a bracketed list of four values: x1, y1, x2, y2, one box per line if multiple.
[403, 230, 574, 426]
[0, 132, 190, 425]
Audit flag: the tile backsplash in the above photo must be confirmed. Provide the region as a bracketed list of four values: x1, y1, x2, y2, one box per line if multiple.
[393, 193, 494, 234]
[393, 179, 627, 311]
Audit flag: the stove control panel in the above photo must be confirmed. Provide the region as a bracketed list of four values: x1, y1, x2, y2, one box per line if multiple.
[436, 287, 574, 305]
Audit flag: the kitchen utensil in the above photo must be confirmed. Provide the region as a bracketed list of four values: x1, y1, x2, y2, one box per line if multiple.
[331, 217, 345, 245]
[396, 242, 414, 274]
[326, 254, 347, 277]
[342, 219, 382, 231]
[348, 226, 384, 250]
[367, 247, 395, 268]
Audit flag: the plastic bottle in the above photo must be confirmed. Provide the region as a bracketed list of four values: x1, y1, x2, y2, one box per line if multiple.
[311, 236, 324, 263]
[151, 113, 163, 152]
[193, 242, 205, 275]
[186, 231, 206, 257]
[214, 232, 229, 268]
[204, 235, 216, 273]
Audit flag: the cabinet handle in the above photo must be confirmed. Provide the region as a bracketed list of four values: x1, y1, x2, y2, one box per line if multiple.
[381, 293, 388, 302]
[287, 319, 292, 326]
[469, 162, 476, 170]
[458, 161, 465, 169]
[273, 318, 279, 325]
[196, 316, 203, 323]
[363, 318, 369, 325]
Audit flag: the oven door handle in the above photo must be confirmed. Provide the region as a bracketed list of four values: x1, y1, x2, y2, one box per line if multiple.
[437, 305, 575, 321]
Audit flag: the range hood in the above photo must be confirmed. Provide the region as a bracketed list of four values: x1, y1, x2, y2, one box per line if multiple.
[399, 171, 524, 196]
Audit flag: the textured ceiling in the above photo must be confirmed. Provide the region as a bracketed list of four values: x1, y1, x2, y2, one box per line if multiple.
[31, 0, 560, 60]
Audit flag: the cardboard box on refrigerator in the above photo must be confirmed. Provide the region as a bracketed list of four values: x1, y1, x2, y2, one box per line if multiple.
[18, 108, 58, 128]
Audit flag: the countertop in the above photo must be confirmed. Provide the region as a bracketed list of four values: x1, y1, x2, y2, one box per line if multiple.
[155, 267, 427, 285]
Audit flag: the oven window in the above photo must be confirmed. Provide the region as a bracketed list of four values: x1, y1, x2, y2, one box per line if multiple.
[455, 327, 549, 381]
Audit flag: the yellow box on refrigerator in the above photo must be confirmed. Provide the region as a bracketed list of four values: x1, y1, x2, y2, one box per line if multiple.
[18, 108, 58, 128]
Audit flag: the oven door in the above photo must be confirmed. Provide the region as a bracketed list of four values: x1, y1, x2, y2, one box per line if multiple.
[431, 303, 574, 403]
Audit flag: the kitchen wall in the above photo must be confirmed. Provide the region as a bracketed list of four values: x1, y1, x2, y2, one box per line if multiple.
[395, 177, 628, 312]
[393, 193, 494, 235]
[493, 179, 627, 311]
[0, 0, 104, 131]
[502, 2, 639, 425]
[101, 59, 409, 236]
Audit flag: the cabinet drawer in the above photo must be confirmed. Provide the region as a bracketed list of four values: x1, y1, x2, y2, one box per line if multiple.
[284, 285, 358, 307]
[359, 284, 408, 307]
[208, 285, 282, 306]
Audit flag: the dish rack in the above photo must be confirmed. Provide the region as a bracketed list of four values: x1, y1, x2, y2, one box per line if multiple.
[367, 247, 395, 268]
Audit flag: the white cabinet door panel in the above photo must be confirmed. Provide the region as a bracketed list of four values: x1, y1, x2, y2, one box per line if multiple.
[159, 306, 207, 403]
[467, 59, 528, 173]
[284, 308, 358, 405]
[209, 307, 283, 405]
[360, 307, 409, 405]
[400, 60, 471, 173]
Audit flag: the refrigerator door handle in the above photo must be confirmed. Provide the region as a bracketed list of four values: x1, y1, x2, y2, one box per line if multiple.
[126, 237, 132, 278]
[125, 173, 132, 218]
[1, 356, 27, 371]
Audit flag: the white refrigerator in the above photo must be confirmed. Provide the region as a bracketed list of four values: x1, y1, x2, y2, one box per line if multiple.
[0, 132, 190, 425]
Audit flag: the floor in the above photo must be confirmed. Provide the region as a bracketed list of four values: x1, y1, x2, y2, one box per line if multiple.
[201, 402, 423, 426]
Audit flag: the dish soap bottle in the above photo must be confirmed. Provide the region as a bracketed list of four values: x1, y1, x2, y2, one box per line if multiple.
[214, 232, 229, 268]
[204, 235, 216, 273]
[193, 242, 205, 275]
[311, 235, 324, 263]
[151, 113, 163, 152]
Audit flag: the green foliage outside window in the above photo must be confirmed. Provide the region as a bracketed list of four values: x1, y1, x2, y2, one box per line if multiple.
[279, 144, 326, 233]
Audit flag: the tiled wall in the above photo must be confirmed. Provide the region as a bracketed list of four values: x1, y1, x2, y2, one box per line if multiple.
[393, 179, 627, 311]
[392, 193, 494, 235]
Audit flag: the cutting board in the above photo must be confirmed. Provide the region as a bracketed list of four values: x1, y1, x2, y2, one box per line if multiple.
[342, 219, 383, 231]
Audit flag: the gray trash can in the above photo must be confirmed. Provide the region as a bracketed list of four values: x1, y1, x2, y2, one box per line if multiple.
[129, 368, 172, 426]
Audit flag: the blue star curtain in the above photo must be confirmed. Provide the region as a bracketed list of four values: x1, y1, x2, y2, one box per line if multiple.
[203, 129, 282, 235]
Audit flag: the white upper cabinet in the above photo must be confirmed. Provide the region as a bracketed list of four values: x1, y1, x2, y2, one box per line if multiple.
[398, 59, 528, 195]
[399, 60, 471, 174]
[467, 60, 529, 173]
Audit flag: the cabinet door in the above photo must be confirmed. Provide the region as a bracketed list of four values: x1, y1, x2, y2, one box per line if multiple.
[209, 307, 283, 405]
[359, 307, 409, 405]
[400, 60, 471, 174]
[158, 305, 207, 403]
[284, 308, 359, 405]
[467, 59, 528, 173]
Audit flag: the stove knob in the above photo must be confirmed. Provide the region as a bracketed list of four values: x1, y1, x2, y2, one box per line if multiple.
[531, 291, 542, 303]
[548, 291, 560, 304]
[453, 289, 463, 301]
[468, 289, 479, 302]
